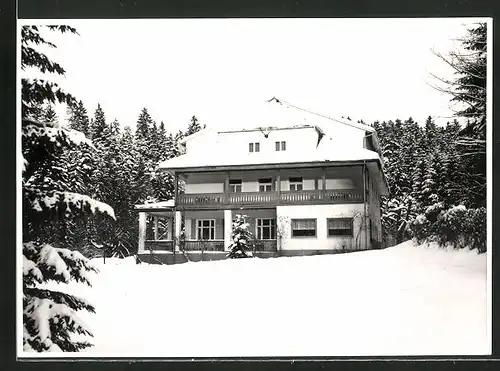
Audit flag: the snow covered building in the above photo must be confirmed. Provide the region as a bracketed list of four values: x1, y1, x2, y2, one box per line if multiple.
[135, 102, 389, 263]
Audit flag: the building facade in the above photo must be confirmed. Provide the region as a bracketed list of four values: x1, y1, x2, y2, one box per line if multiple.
[136, 116, 389, 264]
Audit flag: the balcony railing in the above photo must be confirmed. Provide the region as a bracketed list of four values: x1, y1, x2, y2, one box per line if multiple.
[177, 189, 363, 208]
[228, 191, 279, 205]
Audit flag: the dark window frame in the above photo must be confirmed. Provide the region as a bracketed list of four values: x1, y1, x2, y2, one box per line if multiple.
[327, 218, 354, 237]
[289, 177, 303, 191]
[256, 218, 276, 240]
[258, 178, 273, 192]
[229, 179, 242, 193]
[196, 219, 216, 240]
[291, 218, 317, 238]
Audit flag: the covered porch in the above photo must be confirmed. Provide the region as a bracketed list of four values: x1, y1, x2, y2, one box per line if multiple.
[134, 201, 278, 254]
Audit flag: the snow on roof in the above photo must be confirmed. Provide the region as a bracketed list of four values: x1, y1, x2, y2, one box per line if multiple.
[159, 101, 384, 184]
[158, 141, 381, 170]
[180, 127, 213, 143]
[135, 199, 175, 210]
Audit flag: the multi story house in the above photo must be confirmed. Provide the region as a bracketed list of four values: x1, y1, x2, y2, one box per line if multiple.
[135, 108, 389, 264]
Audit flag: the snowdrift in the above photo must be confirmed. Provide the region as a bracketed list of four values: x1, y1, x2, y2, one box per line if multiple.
[33, 240, 489, 357]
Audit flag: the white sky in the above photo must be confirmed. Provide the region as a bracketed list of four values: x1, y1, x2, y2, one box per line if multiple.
[20, 18, 487, 133]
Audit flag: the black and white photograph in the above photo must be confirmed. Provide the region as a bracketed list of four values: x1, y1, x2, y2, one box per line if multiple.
[19, 17, 491, 357]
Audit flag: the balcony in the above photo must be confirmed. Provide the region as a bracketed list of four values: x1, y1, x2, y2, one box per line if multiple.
[177, 189, 363, 209]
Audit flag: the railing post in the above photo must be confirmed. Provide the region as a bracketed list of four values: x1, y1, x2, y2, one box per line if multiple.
[276, 171, 281, 205]
[224, 171, 230, 205]
[175, 210, 182, 251]
[224, 209, 232, 251]
[138, 212, 146, 252]
[153, 216, 158, 240]
[321, 167, 326, 201]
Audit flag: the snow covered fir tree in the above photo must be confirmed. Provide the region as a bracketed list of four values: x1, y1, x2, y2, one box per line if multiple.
[226, 215, 254, 258]
[373, 23, 487, 252]
[21, 26, 116, 351]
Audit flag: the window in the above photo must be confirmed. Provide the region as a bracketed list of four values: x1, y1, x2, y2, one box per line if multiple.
[229, 179, 242, 193]
[197, 219, 215, 240]
[259, 178, 273, 192]
[275, 141, 286, 151]
[291, 219, 317, 237]
[256, 218, 276, 240]
[249, 142, 260, 152]
[289, 177, 303, 191]
[327, 218, 353, 237]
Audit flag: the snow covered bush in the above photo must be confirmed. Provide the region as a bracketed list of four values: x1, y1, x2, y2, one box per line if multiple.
[226, 214, 254, 259]
[410, 204, 486, 253]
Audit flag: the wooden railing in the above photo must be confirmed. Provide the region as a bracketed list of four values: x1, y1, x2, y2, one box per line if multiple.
[145, 240, 174, 251]
[182, 240, 225, 251]
[253, 239, 277, 252]
[279, 190, 323, 204]
[177, 193, 226, 206]
[228, 191, 279, 205]
[177, 189, 363, 208]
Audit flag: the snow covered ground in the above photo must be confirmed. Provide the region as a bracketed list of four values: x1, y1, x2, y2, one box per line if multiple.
[40, 240, 489, 357]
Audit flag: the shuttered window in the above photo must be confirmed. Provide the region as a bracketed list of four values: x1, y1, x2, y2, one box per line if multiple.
[327, 218, 353, 237]
[291, 219, 317, 237]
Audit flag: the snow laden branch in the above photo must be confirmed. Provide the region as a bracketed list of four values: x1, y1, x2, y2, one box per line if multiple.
[22, 117, 95, 149]
[26, 190, 116, 220]
[23, 242, 99, 352]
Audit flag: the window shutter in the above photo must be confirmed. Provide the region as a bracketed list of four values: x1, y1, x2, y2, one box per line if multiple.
[215, 218, 222, 239]
[191, 219, 197, 240]
[248, 217, 256, 240]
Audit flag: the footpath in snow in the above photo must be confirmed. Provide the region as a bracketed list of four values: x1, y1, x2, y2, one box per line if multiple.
[42, 240, 489, 357]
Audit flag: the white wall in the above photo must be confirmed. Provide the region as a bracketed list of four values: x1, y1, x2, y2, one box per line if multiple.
[185, 182, 224, 194]
[217, 127, 320, 158]
[276, 204, 369, 251]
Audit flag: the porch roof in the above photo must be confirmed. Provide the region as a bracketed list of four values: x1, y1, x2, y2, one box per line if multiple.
[134, 199, 175, 212]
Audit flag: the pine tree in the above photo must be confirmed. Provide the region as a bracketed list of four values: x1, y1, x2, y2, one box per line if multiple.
[135, 107, 153, 146]
[41, 104, 59, 124]
[227, 214, 254, 258]
[22, 25, 115, 352]
[431, 23, 487, 208]
[89, 104, 107, 146]
[185, 115, 204, 137]
[67, 100, 90, 136]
